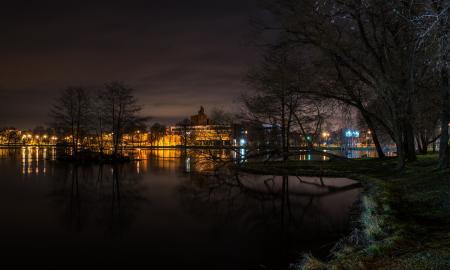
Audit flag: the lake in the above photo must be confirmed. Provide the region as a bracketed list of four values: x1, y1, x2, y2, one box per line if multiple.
[0, 147, 362, 269]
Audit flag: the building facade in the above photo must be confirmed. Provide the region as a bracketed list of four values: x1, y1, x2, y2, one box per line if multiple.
[169, 107, 233, 146]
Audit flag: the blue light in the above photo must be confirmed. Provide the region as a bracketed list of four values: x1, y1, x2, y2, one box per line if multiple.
[345, 129, 360, 138]
[239, 148, 246, 163]
[240, 138, 246, 146]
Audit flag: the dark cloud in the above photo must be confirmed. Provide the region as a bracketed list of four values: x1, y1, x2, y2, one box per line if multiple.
[0, 0, 259, 128]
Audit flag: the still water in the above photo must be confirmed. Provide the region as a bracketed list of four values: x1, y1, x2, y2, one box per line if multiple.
[0, 147, 362, 269]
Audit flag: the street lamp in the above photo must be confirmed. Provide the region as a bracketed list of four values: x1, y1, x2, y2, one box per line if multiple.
[366, 130, 372, 147]
[322, 131, 330, 145]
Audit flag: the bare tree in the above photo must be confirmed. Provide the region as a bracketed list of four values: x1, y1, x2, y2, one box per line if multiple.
[149, 123, 166, 147]
[243, 48, 325, 160]
[50, 87, 92, 156]
[210, 108, 236, 125]
[177, 118, 192, 148]
[253, 0, 440, 168]
[412, 0, 450, 168]
[98, 82, 147, 156]
[90, 90, 110, 154]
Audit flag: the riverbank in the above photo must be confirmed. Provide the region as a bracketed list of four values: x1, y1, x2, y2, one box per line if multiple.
[242, 155, 450, 269]
[0, 144, 382, 151]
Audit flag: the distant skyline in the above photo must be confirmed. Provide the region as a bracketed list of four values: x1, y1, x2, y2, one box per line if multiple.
[0, 0, 259, 129]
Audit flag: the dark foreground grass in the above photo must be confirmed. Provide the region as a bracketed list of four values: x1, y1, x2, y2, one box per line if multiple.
[243, 155, 450, 270]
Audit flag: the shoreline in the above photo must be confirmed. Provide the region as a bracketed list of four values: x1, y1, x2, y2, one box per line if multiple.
[241, 156, 450, 269]
[0, 144, 381, 151]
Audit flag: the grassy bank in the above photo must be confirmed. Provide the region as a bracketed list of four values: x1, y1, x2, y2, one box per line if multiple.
[243, 155, 450, 270]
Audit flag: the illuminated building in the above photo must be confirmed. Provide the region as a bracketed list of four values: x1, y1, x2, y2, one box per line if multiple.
[190, 106, 211, 125]
[152, 134, 182, 147]
[168, 107, 233, 146]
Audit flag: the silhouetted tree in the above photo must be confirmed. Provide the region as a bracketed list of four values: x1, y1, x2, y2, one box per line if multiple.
[253, 0, 445, 167]
[243, 49, 327, 160]
[149, 123, 166, 146]
[412, 0, 450, 168]
[177, 118, 192, 148]
[50, 87, 92, 155]
[210, 108, 236, 125]
[97, 82, 148, 155]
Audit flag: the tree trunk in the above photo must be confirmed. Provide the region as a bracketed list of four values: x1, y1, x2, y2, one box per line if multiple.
[416, 135, 427, 155]
[396, 135, 406, 169]
[361, 111, 385, 158]
[420, 134, 429, 154]
[438, 65, 449, 169]
[280, 97, 288, 161]
[438, 4, 449, 169]
[405, 121, 417, 161]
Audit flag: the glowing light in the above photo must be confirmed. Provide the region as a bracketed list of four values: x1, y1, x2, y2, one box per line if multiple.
[240, 138, 246, 146]
[185, 157, 191, 172]
[345, 129, 360, 138]
[240, 148, 246, 158]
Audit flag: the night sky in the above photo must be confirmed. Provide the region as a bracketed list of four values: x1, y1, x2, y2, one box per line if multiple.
[0, 0, 259, 129]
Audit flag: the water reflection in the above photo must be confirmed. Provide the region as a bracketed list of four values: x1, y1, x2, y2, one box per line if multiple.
[178, 171, 362, 269]
[337, 149, 396, 159]
[5, 147, 395, 178]
[0, 147, 362, 269]
[50, 164, 146, 237]
[130, 148, 236, 173]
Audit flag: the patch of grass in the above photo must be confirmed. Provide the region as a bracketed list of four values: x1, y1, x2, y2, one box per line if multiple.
[298, 254, 327, 270]
[242, 154, 450, 269]
[361, 196, 385, 242]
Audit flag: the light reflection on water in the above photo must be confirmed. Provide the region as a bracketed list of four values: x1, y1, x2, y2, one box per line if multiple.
[0, 147, 363, 269]
[1, 146, 394, 177]
[4, 147, 394, 177]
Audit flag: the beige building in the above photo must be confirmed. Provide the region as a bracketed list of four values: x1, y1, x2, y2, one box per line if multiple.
[190, 106, 211, 125]
[168, 107, 232, 146]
